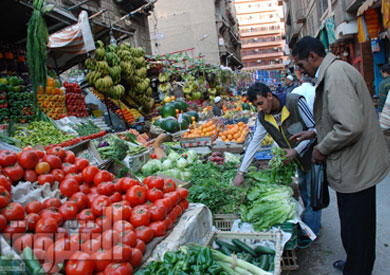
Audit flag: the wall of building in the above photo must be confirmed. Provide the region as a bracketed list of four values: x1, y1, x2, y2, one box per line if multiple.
[148, 0, 221, 65]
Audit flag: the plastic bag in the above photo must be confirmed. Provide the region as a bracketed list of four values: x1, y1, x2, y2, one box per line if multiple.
[310, 164, 330, 211]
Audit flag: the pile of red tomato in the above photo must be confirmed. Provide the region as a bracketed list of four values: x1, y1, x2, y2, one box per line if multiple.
[0, 146, 189, 275]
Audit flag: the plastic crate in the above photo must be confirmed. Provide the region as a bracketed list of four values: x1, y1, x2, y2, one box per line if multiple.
[281, 249, 299, 271]
[275, 222, 298, 250]
[213, 214, 240, 231]
[204, 231, 282, 275]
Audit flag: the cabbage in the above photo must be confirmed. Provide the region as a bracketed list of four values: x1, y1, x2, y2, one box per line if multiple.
[141, 162, 154, 176]
[182, 170, 191, 181]
[162, 159, 173, 170]
[168, 151, 180, 162]
[224, 152, 241, 164]
[163, 169, 182, 179]
[149, 159, 162, 172]
[177, 158, 188, 169]
[186, 150, 198, 162]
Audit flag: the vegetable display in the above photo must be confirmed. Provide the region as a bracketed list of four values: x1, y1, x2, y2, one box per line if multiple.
[73, 120, 102, 137]
[182, 120, 219, 138]
[64, 82, 88, 117]
[268, 147, 296, 185]
[218, 121, 249, 143]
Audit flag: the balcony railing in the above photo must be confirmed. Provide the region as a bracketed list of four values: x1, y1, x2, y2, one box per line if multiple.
[240, 24, 281, 35]
[241, 36, 282, 45]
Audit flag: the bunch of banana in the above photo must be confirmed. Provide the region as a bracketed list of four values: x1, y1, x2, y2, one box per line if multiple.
[135, 67, 147, 78]
[108, 66, 122, 84]
[85, 58, 96, 71]
[134, 56, 145, 68]
[159, 82, 171, 93]
[95, 76, 113, 93]
[96, 61, 109, 75]
[107, 84, 125, 99]
[85, 71, 102, 85]
[95, 40, 104, 49]
[95, 48, 106, 61]
[117, 50, 132, 62]
[261, 134, 273, 146]
[106, 52, 120, 67]
[208, 88, 217, 95]
[120, 61, 135, 79]
[158, 72, 170, 82]
[106, 44, 118, 53]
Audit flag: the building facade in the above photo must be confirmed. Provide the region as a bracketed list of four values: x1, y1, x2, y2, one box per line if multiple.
[283, 0, 390, 96]
[235, 0, 287, 71]
[148, 0, 241, 69]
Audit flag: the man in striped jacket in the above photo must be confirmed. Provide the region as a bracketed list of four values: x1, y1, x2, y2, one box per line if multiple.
[233, 82, 320, 247]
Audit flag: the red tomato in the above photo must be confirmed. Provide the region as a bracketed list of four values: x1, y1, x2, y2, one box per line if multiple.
[95, 215, 113, 232]
[65, 251, 95, 275]
[56, 227, 69, 239]
[3, 220, 26, 237]
[35, 149, 45, 159]
[113, 220, 134, 233]
[163, 179, 176, 193]
[77, 208, 96, 222]
[42, 154, 62, 169]
[97, 181, 115, 196]
[154, 198, 173, 212]
[109, 192, 122, 203]
[69, 234, 84, 253]
[43, 198, 62, 209]
[91, 195, 111, 216]
[130, 248, 143, 268]
[147, 188, 164, 202]
[60, 178, 80, 197]
[105, 204, 131, 223]
[61, 163, 78, 174]
[24, 169, 38, 183]
[143, 176, 164, 190]
[51, 168, 65, 182]
[92, 249, 113, 272]
[119, 200, 131, 207]
[42, 262, 60, 274]
[168, 210, 178, 224]
[34, 236, 53, 251]
[164, 217, 173, 230]
[120, 178, 140, 192]
[0, 175, 12, 192]
[90, 186, 98, 193]
[101, 229, 121, 250]
[134, 226, 154, 243]
[177, 187, 189, 200]
[0, 150, 18, 166]
[70, 192, 88, 210]
[82, 166, 99, 184]
[63, 151, 76, 164]
[0, 213, 7, 232]
[130, 207, 151, 227]
[82, 237, 102, 255]
[94, 170, 114, 186]
[165, 191, 181, 206]
[25, 213, 40, 231]
[134, 238, 146, 254]
[65, 172, 83, 184]
[87, 193, 99, 208]
[112, 243, 132, 262]
[4, 164, 24, 182]
[18, 150, 39, 169]
[149, 205, 168, 221]
[179, 199, 189, 210]
[13, 233, 34, 253]
[46, 238, 71, 264]
[148, 221, 166, 237]
[126, 185, 147, 206]
[75, 158, 89, 172]
[40, 209, 63, 226]
[80, 183, 91, 195]
[38, 174, 55, 186]
[0, 186, 10, 208]
[35, 162, 51, 175]
[112, 179, 123, 193]
[48, 146, 65, 160]
[58, 201, 79, 220]
[79, 221, 102, 241]
[118, 230, 136, 247]
[104, 262, 133, 275]
[1, 202, 25, 220]
[35, 217, 58, 233]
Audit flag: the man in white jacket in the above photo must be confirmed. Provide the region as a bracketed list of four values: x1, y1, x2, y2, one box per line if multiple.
[292, 74, 315, 113]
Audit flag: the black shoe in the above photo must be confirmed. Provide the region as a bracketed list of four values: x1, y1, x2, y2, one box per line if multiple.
[297, 235, 312, 249]
[333, 260, 345, 272]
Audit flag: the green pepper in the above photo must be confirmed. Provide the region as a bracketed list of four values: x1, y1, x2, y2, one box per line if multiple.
[205, 247, 213, 267]
[207, 264, 223, 273]
[163, 251, 177, 266]
[190, 265, 202, 275]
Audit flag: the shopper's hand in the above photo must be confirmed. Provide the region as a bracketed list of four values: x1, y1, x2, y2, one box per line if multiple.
[233, 174, 245, 187]
[312, 146, 326, 164]
[283, 148, 297, 165]
[289, 130, 316, 143]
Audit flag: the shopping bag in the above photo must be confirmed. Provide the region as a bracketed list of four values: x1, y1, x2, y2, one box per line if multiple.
[310, 164, 330, 210]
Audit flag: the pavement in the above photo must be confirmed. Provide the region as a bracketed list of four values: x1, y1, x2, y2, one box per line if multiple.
[284, 179, 390, 275]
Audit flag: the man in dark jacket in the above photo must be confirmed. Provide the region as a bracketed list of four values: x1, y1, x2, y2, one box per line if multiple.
[378, 64, 390, 112]
[212, 96, 223, 116]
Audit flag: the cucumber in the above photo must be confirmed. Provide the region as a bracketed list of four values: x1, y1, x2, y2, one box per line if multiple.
[21, 247, 45, 275]
[231, 239, 257, 257]
[254, 245, 275, 255]
[220, 246, 232, 256]
[215, 239, 241, 252]
[258, 254, 269, 271]
[266, 254, 275, 271]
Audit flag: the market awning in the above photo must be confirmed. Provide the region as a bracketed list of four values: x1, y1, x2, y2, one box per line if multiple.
[357, 0, 380, 16]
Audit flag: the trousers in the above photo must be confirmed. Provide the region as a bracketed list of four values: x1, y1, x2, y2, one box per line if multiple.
[297, 167, 322, 235]
[337, 185, 376, 275]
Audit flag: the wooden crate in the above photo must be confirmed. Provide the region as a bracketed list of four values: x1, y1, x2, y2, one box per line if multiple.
[281, 249, 299, 271]
[204, 231, 282, 275]
[213, 214, 240, 231]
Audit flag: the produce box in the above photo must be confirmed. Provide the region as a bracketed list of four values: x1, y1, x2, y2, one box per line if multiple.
[274, 222, 298, 250]
[214, 214, 240, 231]
[66, 140, 103, 166]
[203, 231, 282, 275]
[124, 147, 150, 173]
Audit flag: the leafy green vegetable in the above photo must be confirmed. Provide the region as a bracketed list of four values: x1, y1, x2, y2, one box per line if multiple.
[267, 147, 296, 185]
[97, 135, 129, 161]
[73, 121, 101, 137]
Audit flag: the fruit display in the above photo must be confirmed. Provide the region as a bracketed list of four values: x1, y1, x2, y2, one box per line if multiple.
[0, 76, 34, 123]
[182, 74, 203, 101]
[85, 41, 154, 113]
[182, 120, 219, 138]
[218, 122, 249, 143]
[64, 82, 88, 117]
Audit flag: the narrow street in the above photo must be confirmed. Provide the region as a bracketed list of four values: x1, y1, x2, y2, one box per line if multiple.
[286, 178, 390, 274]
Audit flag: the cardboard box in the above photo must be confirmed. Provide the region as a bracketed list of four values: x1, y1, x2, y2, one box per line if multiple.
[66, 140, 103, 166]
